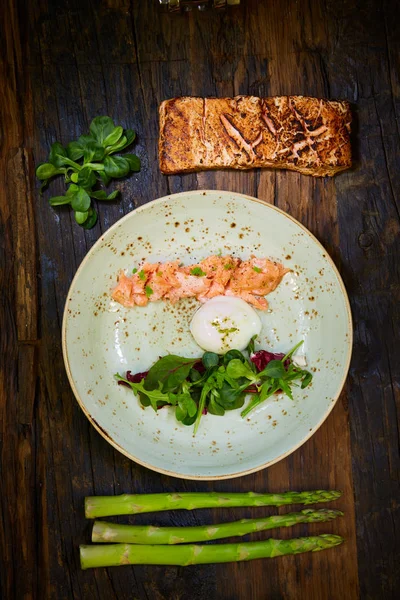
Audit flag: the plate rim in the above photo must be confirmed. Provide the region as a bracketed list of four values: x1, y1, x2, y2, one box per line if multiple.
[62, 189, 353, 480]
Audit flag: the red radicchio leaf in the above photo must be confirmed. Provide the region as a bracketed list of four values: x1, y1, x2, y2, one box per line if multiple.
[250, 350, 290, 371]
[193, 361, 206, 374]
[118, 370, 148, 387]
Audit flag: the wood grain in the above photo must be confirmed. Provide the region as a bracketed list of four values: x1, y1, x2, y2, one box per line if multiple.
[0, 0, 399, 598]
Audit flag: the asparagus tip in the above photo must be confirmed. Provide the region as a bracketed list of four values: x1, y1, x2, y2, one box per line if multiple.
[312, 534, 344, 551]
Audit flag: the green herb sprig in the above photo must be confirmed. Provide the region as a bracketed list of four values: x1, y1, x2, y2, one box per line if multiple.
[36, 116, 140, 229]
[115, 341, 313, 435]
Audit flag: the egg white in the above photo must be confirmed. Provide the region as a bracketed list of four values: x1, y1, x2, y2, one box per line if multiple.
[190, 295, 262, 354]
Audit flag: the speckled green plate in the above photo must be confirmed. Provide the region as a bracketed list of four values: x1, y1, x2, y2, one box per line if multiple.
[62, 190, 352, 480]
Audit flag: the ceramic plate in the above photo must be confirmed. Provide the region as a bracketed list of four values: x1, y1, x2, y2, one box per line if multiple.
[62, 190, 352, 480]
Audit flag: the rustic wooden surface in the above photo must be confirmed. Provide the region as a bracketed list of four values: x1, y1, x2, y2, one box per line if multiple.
[0, 0, 399, 598]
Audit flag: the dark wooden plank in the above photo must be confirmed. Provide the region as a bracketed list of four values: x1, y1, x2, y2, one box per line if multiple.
[7, 148, 38, 341]
[0, 3, 40, 600]
[319, 1, 400, 597]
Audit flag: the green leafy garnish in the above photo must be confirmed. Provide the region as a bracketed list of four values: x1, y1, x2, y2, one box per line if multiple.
[132, 268, 138, 274]
[226, 359, 259, 384]
[246, 335, 257, 356]
[253, 266, 262, 273]
[116, 341, 313, 435]
[190, 267, 206, 277]
[241, 341, 313, 417]
[144, 355, 198, 393]
[138, 270, 146, 281]
[145, 285, 153, 298]
[202, 352, 219, 369]
[115, 376, 170, 411]
[36, 116, 140, 229]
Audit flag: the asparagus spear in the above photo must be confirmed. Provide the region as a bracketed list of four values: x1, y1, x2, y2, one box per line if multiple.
[85, 490, 342, 518]
[92, 509, 343, 544]
[80, 535, 344, 569]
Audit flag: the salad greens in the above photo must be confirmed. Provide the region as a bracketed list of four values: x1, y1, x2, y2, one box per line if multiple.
[36, 116, 140, 229]
[115, 339, 313, 435]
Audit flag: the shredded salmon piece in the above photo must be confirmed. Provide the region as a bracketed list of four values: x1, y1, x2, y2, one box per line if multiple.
[111, 272, 138, 307]
[197, 255, 240, 300]
[225, 288, 269, 310]
[164, 271, 212, 303]
[227, 256, 290, 296]
[111, 255, 288, 310]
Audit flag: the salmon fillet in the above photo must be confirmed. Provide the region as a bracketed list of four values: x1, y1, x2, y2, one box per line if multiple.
[159, 96, 352, 177]
[111, 255, 289, 310]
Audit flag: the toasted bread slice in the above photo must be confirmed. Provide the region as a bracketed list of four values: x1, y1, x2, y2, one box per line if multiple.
[159, 95, 351, 177]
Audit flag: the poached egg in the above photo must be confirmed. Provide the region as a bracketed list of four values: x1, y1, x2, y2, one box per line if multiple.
[190, 295, 262, 354]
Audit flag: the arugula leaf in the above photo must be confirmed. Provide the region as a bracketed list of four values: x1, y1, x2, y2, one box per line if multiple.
[301, 371, 313, 388]
[282, 340, 304, 362]
[115, 375, 169, 411]
[241, 380, 279, 417]
[193, 383, 211, 434]
[278, 377, 293, 400]
[258, 360, 286, 379]
[246, 335, 257, 356]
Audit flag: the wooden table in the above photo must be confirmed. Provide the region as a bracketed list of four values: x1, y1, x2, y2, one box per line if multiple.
[1, 0, 399, 598]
